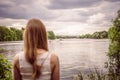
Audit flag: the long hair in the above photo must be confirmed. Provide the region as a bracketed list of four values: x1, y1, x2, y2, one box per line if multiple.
[23, 19, 48, 80]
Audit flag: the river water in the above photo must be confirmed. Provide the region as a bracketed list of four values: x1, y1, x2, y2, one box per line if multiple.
[0, 39, 109, 80]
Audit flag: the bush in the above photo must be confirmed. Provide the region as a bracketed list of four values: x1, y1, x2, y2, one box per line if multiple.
[108, 10, 120, 77]
[0, 54, 13, 80]
[47, 31, 56, 40]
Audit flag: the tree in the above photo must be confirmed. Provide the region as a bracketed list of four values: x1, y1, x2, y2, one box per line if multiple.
[10, 27, 17, 40]
[0, 26, 13, 41]
[0, 26, 6, 41]
[10, 27, 23, 40]
[100, 31, 108, 39]
[108, 10, 120, 79]
[0, 26, 23, 41]
[79, 31, 108, 39]
[47, 31, 56, 40]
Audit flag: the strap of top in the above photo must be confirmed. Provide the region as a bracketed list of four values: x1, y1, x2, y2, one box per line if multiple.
[19, 51, 51, 73]
[19, 51, 50, 66]
[40, 52, 50, 66]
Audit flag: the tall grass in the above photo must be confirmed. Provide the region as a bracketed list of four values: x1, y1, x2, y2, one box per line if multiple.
[73, 68, 120, 80]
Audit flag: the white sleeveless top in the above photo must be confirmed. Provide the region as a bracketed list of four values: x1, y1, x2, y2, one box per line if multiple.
[19, 52, 51, 80]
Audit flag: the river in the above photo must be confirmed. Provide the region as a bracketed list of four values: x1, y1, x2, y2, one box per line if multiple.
[0, 39, 109, 80]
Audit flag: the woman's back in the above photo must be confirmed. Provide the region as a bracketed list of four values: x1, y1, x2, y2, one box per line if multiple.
[13, 19, 59, 80]
[19, 52, 51, 80]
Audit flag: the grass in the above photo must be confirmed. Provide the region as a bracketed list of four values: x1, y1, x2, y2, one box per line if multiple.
[73, 68, 120, 80]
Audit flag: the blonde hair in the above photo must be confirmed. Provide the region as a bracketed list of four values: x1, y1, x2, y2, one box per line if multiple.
[23, 19, 48, 80]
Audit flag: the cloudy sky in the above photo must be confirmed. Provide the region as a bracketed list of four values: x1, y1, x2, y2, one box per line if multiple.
[0, 0, 120, 35]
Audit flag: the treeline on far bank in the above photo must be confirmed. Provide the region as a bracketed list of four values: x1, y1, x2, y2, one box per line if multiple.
[0, 26, 23, 41]
[0, 26, 56, 41]
[79, 31, 108, 39]
[56, 31, 108, 39]
[0, 26, 108, 41]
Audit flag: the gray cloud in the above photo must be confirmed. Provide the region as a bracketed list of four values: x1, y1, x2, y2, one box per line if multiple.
[0, 0, 120, 34]
[0, 0, 58, 20]
[104, 0, 120, 2]
[47, 0, 102, 9]
[0, 0, 119, 23]
[47, 0, 120, 9]
[0, 5, 28, 19]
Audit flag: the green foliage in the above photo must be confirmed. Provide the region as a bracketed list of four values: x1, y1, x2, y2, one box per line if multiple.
[0, 54, 13, 80]
[108, 41, 120, 57]
[55, 31, 108, 39]
[10, 27, 23, 40]
[0, 26, 23, 41]
[47, 31, 56, 40]
[108, 10, 120, 76]
[79, 34, 92, 38]
[108, 27, 120, 41]
[79, 31, 108, 39]
[0, 26, 12, 41]
[0, 26, 56, 41]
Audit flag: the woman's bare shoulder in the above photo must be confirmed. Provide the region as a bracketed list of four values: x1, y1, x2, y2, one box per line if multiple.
[50, 53, 59, 64]
[13, 54, 19, 66]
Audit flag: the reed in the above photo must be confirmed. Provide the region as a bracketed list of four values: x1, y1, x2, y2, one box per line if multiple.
[73, 68, 120, 80]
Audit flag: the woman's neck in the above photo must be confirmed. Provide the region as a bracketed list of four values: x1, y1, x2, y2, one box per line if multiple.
[37, 49, 47, 55]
